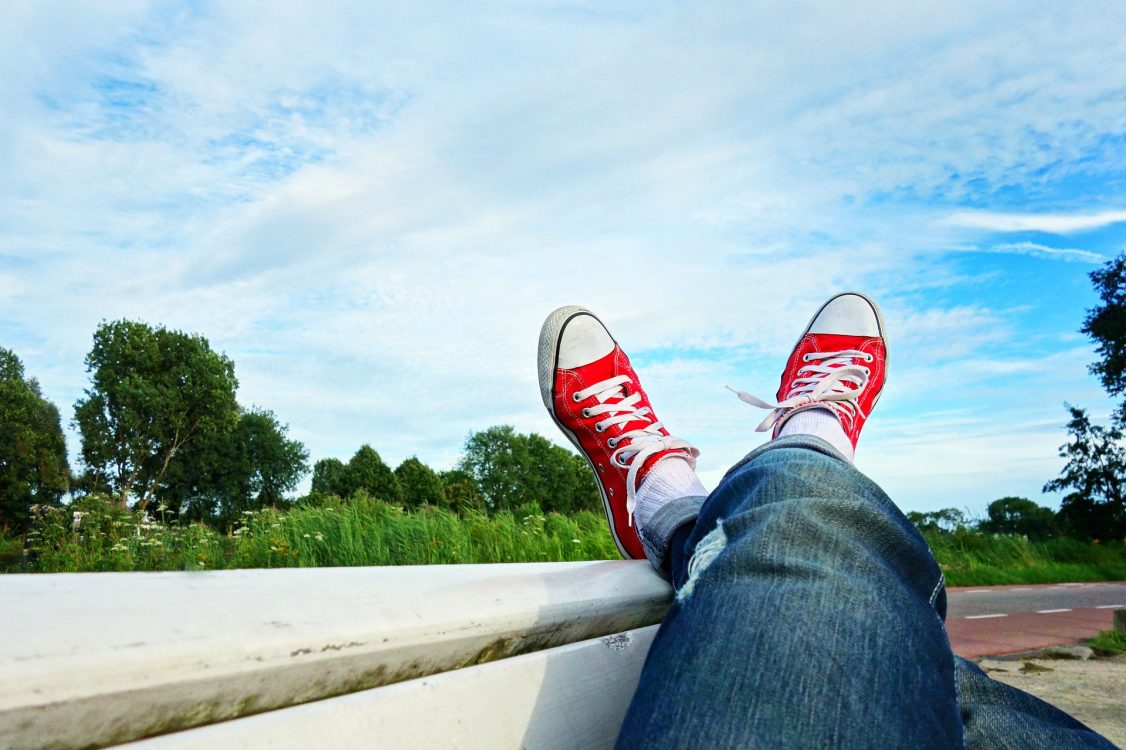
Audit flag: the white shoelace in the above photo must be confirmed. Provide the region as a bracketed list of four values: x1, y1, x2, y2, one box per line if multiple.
[572, 375, 699, 526]
[727, 349, 873, 433]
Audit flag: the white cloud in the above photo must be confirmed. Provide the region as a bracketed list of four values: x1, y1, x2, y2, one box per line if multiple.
[987, 242, 1104, 263]
[946, 210, 1126, 234]
[1, 1, 1124, 514]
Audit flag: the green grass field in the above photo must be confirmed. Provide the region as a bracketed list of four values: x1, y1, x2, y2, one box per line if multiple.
[3, 495, 1124, 585]
[4, 494, 618, 573]
[922, 529, 1126, 586]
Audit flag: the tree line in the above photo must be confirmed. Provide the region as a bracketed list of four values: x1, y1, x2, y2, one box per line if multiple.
[4, 252, 1126, 540]
[0, 319, 599, 533]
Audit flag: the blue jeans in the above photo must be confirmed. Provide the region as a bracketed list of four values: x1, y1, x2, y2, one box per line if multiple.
[619, 436, 1114, 749]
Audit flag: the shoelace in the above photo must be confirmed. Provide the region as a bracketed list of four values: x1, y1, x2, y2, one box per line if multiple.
[572, 375, 698, 526]
[727, 349, 873, 433]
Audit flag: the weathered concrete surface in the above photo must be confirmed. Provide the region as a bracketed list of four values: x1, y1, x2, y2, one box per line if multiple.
[981, 653, 1126, 747]
[1, 562, 672, 750]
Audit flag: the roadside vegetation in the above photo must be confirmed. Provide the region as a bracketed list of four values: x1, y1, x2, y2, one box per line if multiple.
[1088, 629, 1126, 655]
[3, 256, 1126, 579]
[4, 493, 616, 573]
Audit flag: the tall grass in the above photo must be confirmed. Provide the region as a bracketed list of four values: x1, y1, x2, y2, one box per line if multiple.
[923, 529, 1126, 586]
[5, 495, 1124, 584]
[8, 493, 618, 573]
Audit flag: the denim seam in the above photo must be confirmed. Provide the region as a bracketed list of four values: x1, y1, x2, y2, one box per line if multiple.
[929, 572, 945, 608]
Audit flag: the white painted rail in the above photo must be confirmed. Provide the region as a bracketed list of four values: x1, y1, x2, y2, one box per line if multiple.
[119, 627, 661, 750]
[1, 562, 671, 750]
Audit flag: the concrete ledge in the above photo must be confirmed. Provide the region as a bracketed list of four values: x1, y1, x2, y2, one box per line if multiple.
[1, 562, 671, 750]
[117, 626, 660, 750]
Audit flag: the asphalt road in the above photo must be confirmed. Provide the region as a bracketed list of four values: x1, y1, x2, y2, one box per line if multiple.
[944, 581, 1126, 658]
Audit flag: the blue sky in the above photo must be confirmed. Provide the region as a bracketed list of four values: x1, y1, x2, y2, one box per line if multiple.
[2, 1, 1125, 515]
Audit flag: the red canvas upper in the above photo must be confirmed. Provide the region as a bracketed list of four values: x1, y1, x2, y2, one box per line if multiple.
[551, 346, 685, 559]
[775, 331, 887, 448]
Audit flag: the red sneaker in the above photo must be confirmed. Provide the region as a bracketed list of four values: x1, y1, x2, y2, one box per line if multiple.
[730, 292, 888, 451]
[538, 306, 699, 559]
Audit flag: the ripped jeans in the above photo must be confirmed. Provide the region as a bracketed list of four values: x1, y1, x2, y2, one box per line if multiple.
[617, 436, 1114, 749]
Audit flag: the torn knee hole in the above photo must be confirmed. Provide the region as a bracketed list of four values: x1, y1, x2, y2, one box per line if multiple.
[676, 520, 726, 602]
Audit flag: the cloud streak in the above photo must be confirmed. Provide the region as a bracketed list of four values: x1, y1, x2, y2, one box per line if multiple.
[946, 210, 1126, 235]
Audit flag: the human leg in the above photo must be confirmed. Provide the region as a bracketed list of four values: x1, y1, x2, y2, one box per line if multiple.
[616, 293, 1112, 748]
[537, 305, 706, 560]
[622, 437, 1113, 749]
[619, 436, 962, 749]
[537, 295, 1113, 749]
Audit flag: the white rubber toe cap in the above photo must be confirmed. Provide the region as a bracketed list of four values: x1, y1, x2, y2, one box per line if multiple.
[807, 293, 884, 337]
[557, 313, 615, 369]
[538, 306, 618, 410]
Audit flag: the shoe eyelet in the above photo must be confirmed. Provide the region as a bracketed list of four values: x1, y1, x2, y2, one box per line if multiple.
[595, 424, 605, 433]
[608, 488, 614, 496]
[865, 354, 874, 362]
[581, 408, 591, 418]
[572, 392, 582, 402]
[598, 464, 605, 472]
[607, 437, 618, 448]
[802, 354, 811, 362]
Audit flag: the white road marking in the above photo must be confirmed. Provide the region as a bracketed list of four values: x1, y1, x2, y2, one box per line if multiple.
[965, 590, 989, 594]
[965, 613, 1007, 620]
[1036, 609, 1073, 614]
[1010, 587, 1032, 591]
[1095, 604, 1125, 609]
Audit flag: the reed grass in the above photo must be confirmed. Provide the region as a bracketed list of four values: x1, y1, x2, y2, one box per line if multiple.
[5, 495, 1124, 584]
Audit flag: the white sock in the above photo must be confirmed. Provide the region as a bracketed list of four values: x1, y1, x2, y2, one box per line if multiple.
[779, 407, 854, 460]
[634, 455, 708, 531]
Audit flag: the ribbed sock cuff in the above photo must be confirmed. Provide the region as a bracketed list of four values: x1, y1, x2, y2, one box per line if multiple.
[779, 407, 854, 461]
[634, 456, 708, 530]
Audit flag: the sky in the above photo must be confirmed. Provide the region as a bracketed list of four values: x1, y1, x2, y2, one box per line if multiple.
[2, 1, 1125, 516]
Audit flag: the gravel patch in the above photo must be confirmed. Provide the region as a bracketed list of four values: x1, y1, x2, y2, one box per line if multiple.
[980, 652, 1126, 747]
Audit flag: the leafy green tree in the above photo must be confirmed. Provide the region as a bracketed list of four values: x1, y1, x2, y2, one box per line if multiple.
[0, 348, 69, 531]
[1043, 406, 1126, 540]
[395, 457, 446, 508]
[1082, 253, 1126, 419]
[161, 408, 308, 527]
[341, 445, 402, 503]
[311, 457, 347, 496]
[457, 425, 599, 514]
[233, 409, 309, 509]
[458, 426, 528, 512]
[439, 469, 485, 514]
[525, 433, 600, 514]
[978, 496, 1058, 540]
[906, 508, 968, 534]
[73, 321, 238, 509]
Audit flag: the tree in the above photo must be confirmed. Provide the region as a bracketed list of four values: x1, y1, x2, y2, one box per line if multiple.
[341, 445, 402, 503]
[458, 426, 528, 512]
[906, 508, 968, 534]
[1083, 253, 1126, 416]
[395, 457, 446, 508]
[159, 408, 308, 527]
[439, 469, 485, 514]
[233, 409, 309, 509]
[1043, 405, 1126, 540]
[73, 321, 238, 509]
[0, 348, 69, 532]
[311, 458, 347, 496]
[978, 497, 1058, 540]
[457, 425, 599, 514]
[524, 432, 600, 514]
